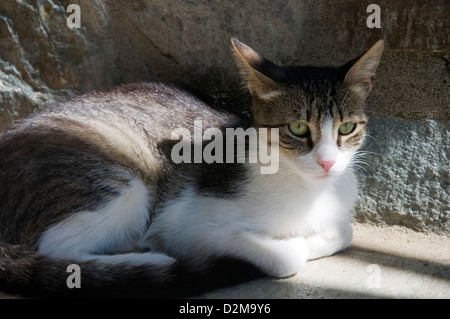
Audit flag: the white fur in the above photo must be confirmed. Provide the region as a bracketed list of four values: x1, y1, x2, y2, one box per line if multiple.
[38, 179, 175, 268]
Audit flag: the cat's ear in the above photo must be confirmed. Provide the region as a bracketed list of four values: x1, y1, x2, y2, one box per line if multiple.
[343, 40, 384, 98]
[231, 38, 285, 101]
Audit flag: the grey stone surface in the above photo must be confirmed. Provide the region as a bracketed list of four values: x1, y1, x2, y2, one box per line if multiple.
[366, 52, 449, 121]
[355, 117, 449, 234]
[0, 0, 448, 233]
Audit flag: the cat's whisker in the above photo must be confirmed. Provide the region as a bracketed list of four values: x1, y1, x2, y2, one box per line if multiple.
[353, 166, 369, 175]
[355, 149, 378, 156]
[362, 132, 378, 143]
[348, 151, 374, 174]
[353, 156, 374, 165]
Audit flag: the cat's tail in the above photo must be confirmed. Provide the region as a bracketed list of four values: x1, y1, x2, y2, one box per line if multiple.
[0, 241, 263, 298]
[0, 241, 184, 298]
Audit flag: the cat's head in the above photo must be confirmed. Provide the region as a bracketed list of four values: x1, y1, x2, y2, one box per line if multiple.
[231, 38, 384, 181]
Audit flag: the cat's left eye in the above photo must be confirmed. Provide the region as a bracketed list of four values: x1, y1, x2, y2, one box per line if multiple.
[289, 121, 310, 137]
[338, 122, 356, 135]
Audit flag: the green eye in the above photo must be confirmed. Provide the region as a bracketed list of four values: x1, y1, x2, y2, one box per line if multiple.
[289, 122, 309, 137]
[338, 122, 356, 135]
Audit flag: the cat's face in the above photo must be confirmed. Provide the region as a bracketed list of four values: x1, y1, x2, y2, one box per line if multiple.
[231, 38, 383, 181]
[257, 85, 367, 181]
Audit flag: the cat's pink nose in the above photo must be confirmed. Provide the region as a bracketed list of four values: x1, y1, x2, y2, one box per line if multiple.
[318, 160, 335, 173]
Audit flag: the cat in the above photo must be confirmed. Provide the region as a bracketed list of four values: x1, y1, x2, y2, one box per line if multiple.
[0, 38, 383, 297]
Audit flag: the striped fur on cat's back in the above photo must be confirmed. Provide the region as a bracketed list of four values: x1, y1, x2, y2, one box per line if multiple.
[0, 38, 383, 297]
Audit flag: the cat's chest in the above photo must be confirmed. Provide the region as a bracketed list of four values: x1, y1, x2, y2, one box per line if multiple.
[145, 168, 358, 254]
[239, 183, 344, 237]
[153, 181, 342, 238]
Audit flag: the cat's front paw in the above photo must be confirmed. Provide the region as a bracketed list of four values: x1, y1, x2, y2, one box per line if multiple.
[306, 223, 353, 260]
[265, 236, 309, 278]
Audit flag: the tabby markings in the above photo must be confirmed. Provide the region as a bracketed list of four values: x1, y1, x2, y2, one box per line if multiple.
[170, 120, 279, 174]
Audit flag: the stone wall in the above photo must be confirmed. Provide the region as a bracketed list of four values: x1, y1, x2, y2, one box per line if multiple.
[0, 0, 448, 233]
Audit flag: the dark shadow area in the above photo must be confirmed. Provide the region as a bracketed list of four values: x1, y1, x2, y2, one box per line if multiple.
[1, 244, 448, 299]
[204, 277, 388, 299]
[342, 245, 450, 282]
[0, 256, 265, 299]
[169, 257, 267, 298]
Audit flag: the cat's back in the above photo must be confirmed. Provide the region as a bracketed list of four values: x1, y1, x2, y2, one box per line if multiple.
[1, 82, 237, 175]
[0, 82, 239, 245]
[11, 82, 231, 138]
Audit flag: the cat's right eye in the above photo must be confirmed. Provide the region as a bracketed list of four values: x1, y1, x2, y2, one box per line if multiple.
[338, 122, 356, 135]
[288, 121, 310, 137]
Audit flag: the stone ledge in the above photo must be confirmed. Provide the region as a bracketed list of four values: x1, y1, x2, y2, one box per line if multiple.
[200, 223, 450, 299]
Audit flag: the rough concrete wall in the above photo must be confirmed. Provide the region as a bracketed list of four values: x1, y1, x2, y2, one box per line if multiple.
[0, 0, 448, 233]
[358, 118, 449, 233]
[0, 0, 118, 129]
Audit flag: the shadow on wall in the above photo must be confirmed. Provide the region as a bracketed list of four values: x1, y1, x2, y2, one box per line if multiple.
[0, 0, 448, 129]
